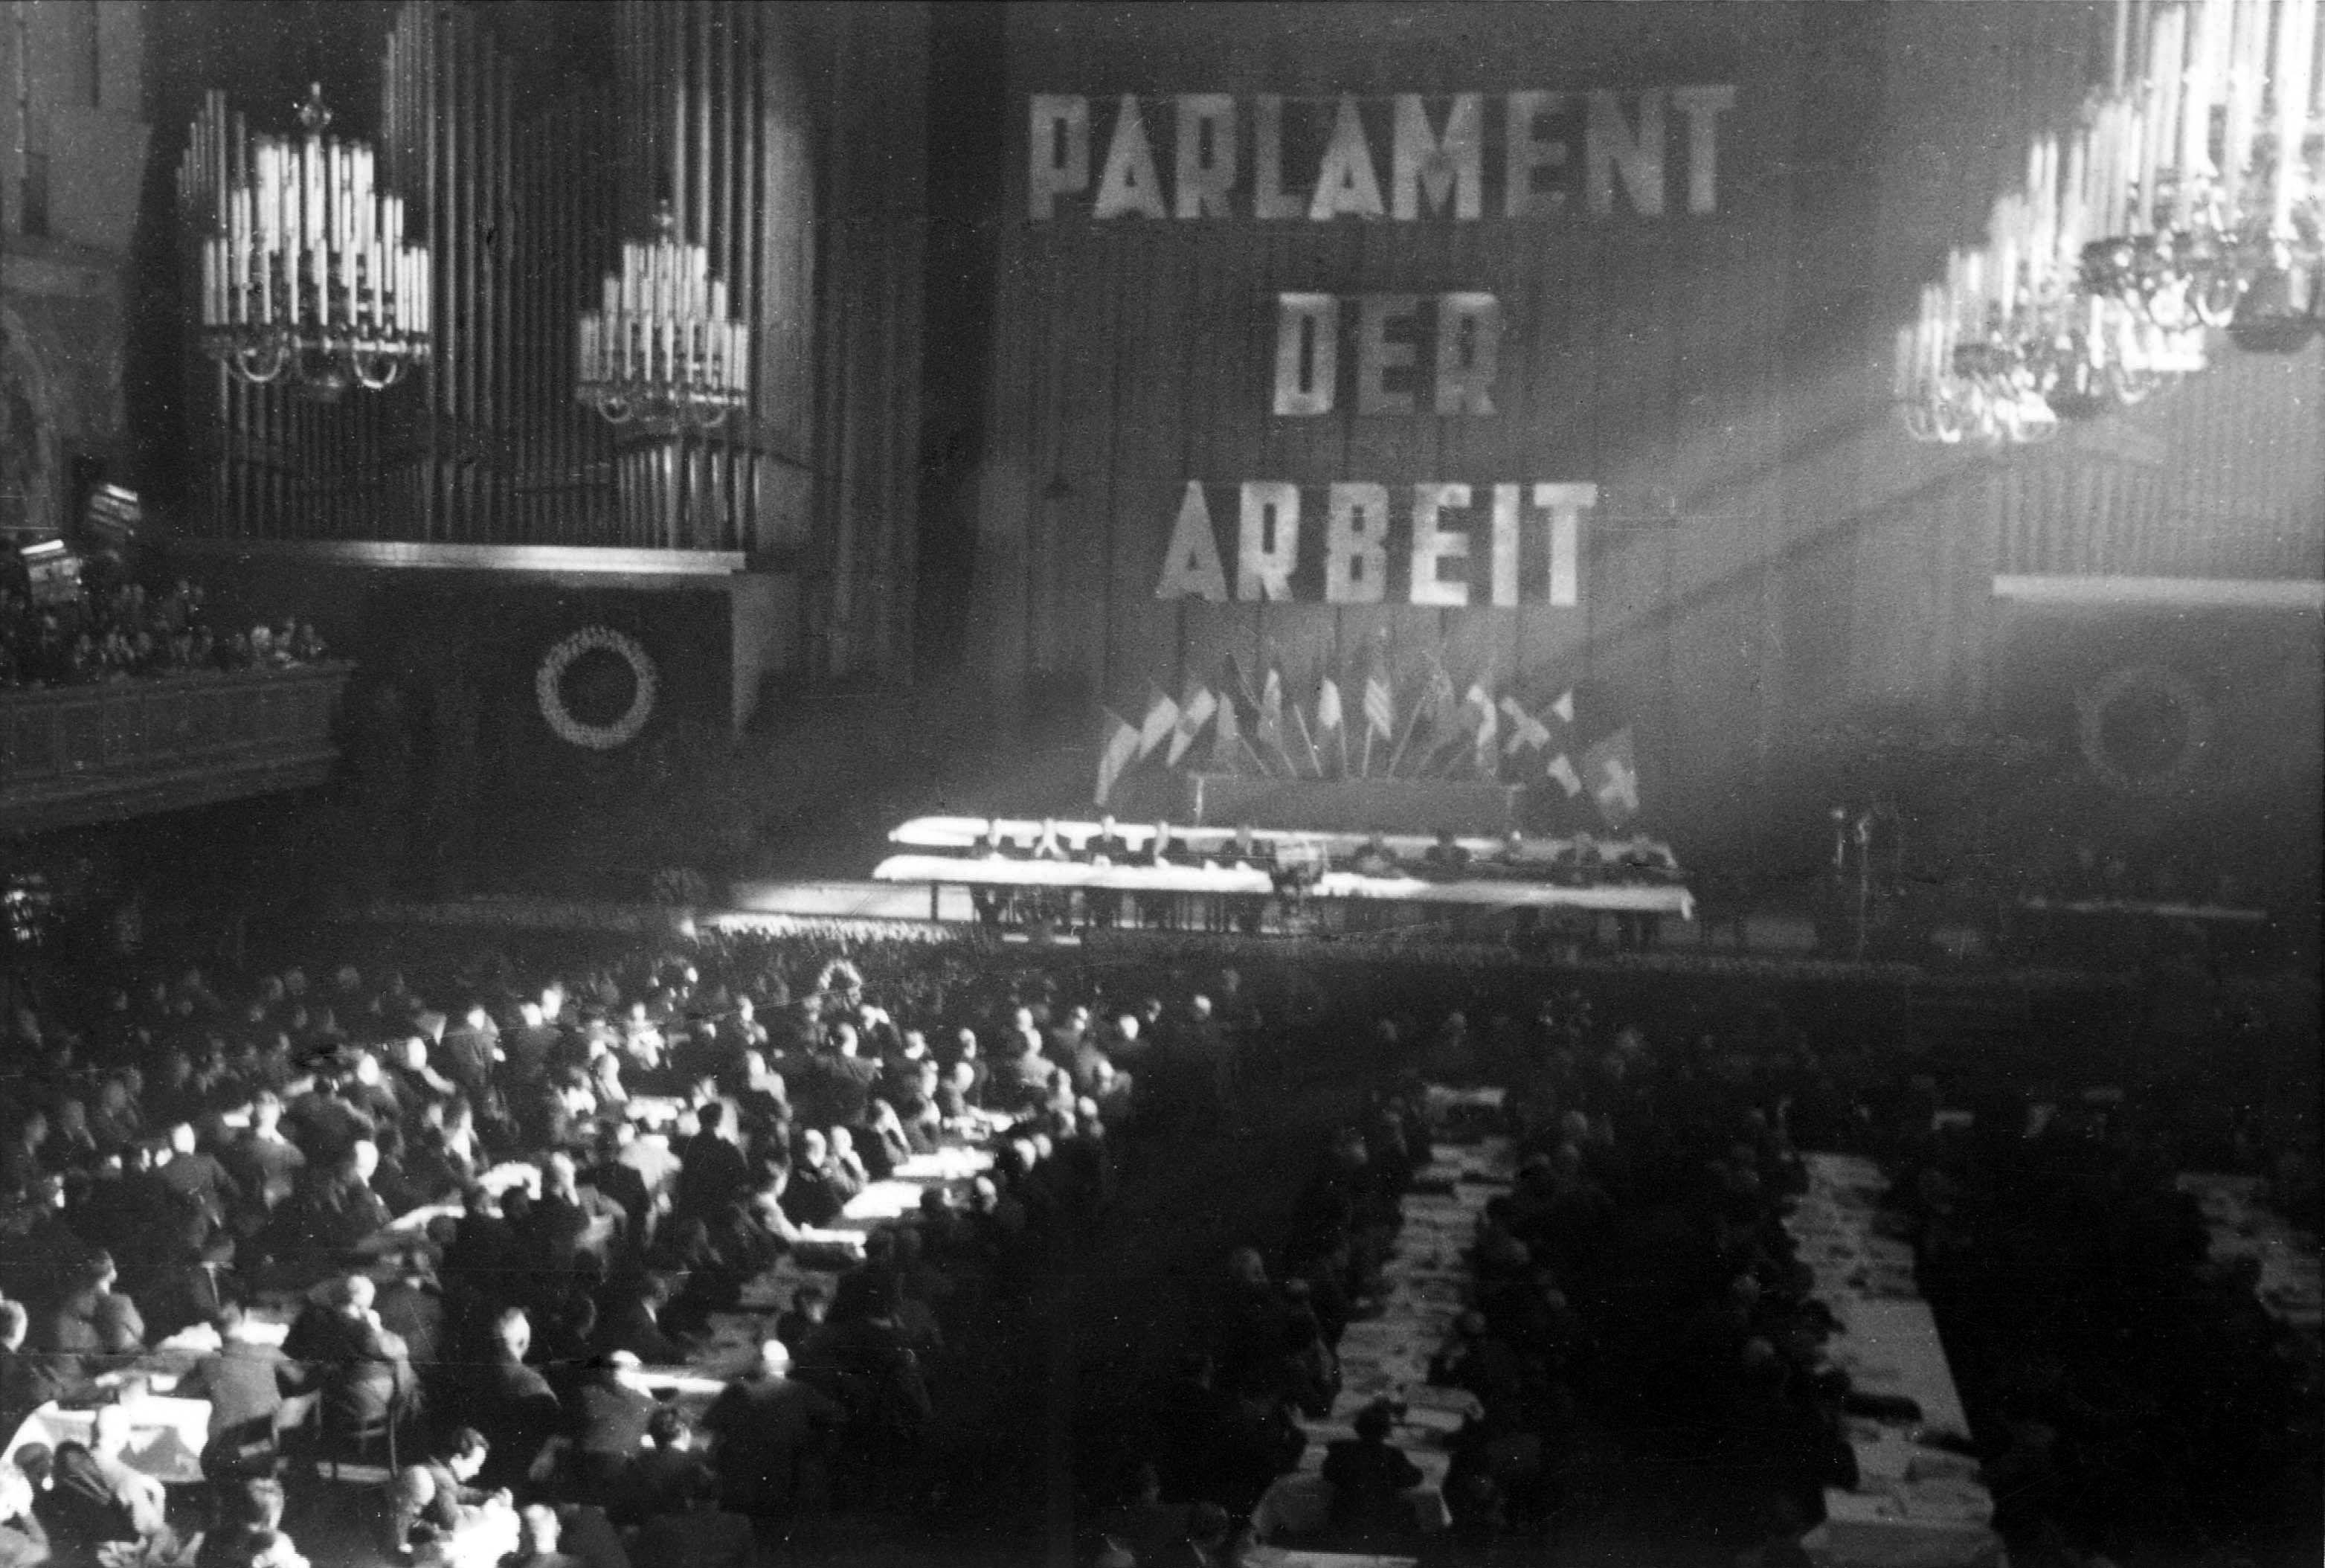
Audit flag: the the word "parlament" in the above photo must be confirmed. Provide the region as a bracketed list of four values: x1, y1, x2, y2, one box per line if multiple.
[1027, 90, 1738, 222]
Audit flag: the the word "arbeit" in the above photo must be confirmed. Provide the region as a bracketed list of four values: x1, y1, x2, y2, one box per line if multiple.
[1028, 90, 1737, 222]
[1155, 481, 1595, 607]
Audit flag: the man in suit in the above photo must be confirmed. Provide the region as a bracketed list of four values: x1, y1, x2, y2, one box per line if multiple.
[460, 1308, 563, 1491]
[389, 1427, 501, 1555]
[224, 1092, 306, 1223]
[440, 1004, 502, 1103]
[579, 1123, 652, 1256]
[701, 1339, 842, 1522]
[1322, 1399, 1424, 1538]
[283, 1273, 411, 1445]
[562, 1355, 659, 1493]
[671, 1102, 750, 1230]
[181, 1301, 298, 1476]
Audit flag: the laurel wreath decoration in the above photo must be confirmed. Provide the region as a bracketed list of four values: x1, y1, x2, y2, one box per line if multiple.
[536, 626, 658, 750]
[2077, 663, 2211, 794]
[814, 957, 866, 1000]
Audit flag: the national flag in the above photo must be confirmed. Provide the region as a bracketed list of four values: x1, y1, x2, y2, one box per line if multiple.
[1421, 661, 1459, 728]
[1209, 682, 1245, 771]
[1546, 752, 1583, 797]
[1316, 675, 1351, 775]
[1093, 710, 1140, 806]
[1551, 690, 1575, 724]
[1316, 676, 1344, 736]
[1363, 667, 1395, 739]
[1581, 725, 1641, 826]
[1136, 686, 1180, 760]
[1167, 683, 1217, 767]
[1402, 658, 1464, 774]
[1499, 697, 1552, 756]
[1466, 682, 1499, 777]
[1255, 668, 1285, 751]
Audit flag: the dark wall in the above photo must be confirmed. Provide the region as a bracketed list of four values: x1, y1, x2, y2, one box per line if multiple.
[953, 1, 2321, 878]
[964, 2, 1878, 851]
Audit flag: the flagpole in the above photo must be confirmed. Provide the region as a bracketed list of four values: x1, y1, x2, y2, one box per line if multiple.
[1376, 655, 1432, 772]
[1229, 658, 1269, 776]
[1292, 704, 1324, 777]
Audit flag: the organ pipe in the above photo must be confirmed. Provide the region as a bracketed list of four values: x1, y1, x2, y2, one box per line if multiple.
[179, 0, 798, 553]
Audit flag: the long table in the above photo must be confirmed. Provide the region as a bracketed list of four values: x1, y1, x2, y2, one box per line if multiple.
[628, 1133, 1004, 1402]
[1787, 1154, 2001, 1568]
[1252, 1099, 1511, 1543]
[889, 815, 1676, 871]
[3, 1395, 213, 1485]
[872, 853, 1693, 915]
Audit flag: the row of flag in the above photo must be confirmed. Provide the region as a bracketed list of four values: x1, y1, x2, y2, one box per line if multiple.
[1094, 655, 1640, 828]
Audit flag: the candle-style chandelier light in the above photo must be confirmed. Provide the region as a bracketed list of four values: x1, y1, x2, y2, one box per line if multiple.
[575, 202, 750, 429]
[1894, 0, 2321, 448]
[181, 84, 431, 400]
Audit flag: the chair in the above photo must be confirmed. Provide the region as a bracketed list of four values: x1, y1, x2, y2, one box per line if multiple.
[305, 1388, 401, 1482]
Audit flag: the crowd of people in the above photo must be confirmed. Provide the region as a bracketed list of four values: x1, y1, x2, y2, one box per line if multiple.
[0, 573, 327, 693]
[1075, 986, 2317, 1567]
[0, 920, 2312, 1568]
[0, 929, 1245, 1568]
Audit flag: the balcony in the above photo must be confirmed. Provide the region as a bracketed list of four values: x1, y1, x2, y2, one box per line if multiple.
[0, 663, 350, 833]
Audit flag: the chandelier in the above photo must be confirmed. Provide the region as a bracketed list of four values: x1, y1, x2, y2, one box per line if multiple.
[1894, 0, 2322, 447]
[575, 203, 750, 429]
[192, 84, 430, 400]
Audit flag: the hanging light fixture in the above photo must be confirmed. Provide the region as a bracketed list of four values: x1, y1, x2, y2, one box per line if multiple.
[188, 84, 430, 401]
[1888, 0, 2324, 449]
[575, 202, 750, 429]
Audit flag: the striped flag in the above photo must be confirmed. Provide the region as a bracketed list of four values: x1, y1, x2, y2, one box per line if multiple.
[1136, 686, 1180, 760]
[1363, 666, 1395, 739]
[1405, 658, 1463, 775]
[1093, 710, 1140, 806]
[1167, 683, 1216, 767]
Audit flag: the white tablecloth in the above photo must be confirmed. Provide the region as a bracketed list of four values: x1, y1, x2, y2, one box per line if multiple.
[1252, 1124, 1506, 1543]
[836, 1180, 928, 1227]
[1788, 1154, 1999, 1568]
[894, 1146, 994, 1181]
[4, 1396, 213, 1485]
[414, 1498, 521, 1568]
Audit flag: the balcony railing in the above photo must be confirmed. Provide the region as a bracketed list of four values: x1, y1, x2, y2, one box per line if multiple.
[0, 663, 350, 832]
